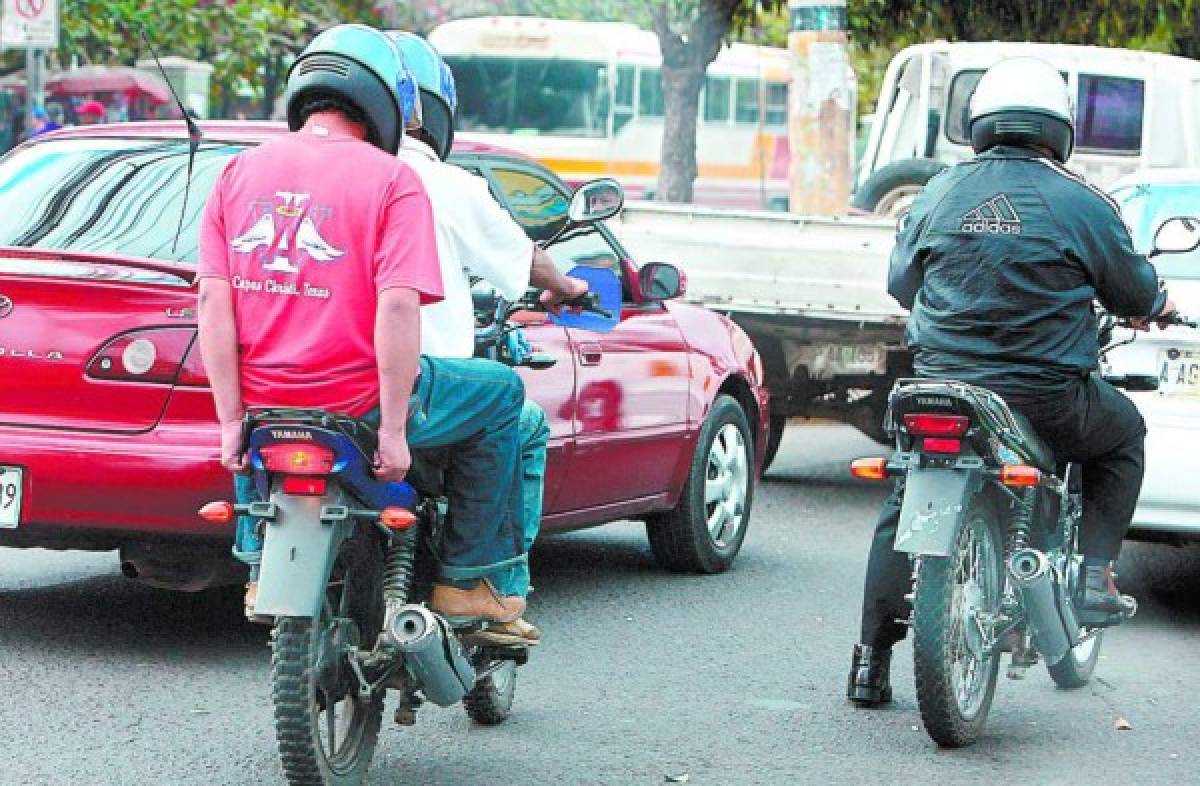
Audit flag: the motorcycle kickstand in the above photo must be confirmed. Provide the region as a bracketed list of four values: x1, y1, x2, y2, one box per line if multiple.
[1007, 631, 1039, 680]
[394, 693, 423, 727]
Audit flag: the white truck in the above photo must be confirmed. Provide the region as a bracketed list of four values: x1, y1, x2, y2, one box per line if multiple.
[610, 42, 1200, 469]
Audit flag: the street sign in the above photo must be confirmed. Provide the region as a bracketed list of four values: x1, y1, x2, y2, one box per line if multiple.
[1, 0, 58, 49]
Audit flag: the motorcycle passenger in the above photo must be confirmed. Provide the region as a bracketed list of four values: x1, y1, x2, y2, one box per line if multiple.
[389, 31, 589, 647]
[197, 24, 530, 628]
[847, 57, 1176, 706]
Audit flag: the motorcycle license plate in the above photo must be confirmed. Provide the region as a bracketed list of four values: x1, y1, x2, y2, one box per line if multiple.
[0, 466, 22, 528]
[1157, 349, 1200, 395]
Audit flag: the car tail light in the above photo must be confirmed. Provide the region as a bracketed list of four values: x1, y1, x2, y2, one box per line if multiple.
[1000, 465, 1042, 487]
[923, 437, 962, 454]
[850, 457, 890, 481]
[282, 476, 328, 496]
[260, 443, 335, 475]
[176, 341, 210, 386]
[87, 328, 196, 385]
[903, 413, 969, 438]
[381, 507, 418, 530]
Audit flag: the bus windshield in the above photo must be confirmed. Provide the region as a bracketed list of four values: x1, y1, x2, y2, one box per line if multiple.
[447, 56, 610, 137]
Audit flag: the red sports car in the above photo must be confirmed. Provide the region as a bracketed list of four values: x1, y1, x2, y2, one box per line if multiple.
[0, 122, 768, 590]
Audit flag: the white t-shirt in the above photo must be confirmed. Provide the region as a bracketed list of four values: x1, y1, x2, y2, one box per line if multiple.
[398, 138, 533, 358]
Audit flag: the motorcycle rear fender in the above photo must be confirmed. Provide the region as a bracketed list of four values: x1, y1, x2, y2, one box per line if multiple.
[254, 491, 351, 618]
[894, 467, 984, 557]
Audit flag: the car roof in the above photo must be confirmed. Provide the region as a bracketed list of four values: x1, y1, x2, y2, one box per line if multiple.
[36, 120, 528, 159]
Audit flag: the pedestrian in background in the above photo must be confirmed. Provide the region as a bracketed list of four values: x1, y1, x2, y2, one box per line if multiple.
[28, 106, 61, 138]
[76, 100, 106, 125]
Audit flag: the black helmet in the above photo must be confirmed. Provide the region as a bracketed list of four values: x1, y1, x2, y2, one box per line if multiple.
[284, 24, 421, 154]
[968, 57, 1075, 163]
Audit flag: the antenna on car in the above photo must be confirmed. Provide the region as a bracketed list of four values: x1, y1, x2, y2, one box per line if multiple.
[139, 27, 203, 254]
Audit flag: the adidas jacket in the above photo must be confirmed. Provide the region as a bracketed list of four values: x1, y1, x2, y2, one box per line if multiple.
[888, 145, 1167, 397]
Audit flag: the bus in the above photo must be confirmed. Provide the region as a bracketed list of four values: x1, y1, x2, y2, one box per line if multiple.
[429, 16, 801, 211]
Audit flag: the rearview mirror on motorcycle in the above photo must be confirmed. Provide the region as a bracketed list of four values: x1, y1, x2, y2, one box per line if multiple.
[568, 178, 624, 225]
[548, 265, 621, 334]
[1151, 216, 1200, 257]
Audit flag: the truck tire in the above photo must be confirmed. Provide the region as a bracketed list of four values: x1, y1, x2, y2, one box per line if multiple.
[851, 158, 947, 218]
[646, 395, 753, 573]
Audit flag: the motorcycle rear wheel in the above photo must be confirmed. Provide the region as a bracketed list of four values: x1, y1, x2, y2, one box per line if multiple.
[913, 501, 1003, 748]
[271, 535, 385, 786]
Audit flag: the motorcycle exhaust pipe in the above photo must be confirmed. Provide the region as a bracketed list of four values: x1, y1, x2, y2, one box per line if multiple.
[1008, 548, 1079, 666]
[386, 604, 476, 707]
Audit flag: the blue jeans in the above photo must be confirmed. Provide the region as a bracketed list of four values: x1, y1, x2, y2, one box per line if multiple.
[492, 400, 549, 598]
[235, 356, 526, 586]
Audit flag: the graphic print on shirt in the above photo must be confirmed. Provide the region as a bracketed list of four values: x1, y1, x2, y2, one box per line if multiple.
[960, 194, 1022, 235]
[230, 191, 345, 274]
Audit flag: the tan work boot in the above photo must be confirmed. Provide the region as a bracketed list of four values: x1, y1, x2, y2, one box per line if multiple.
[464, 617, 541, 647]
[430, 579, 525, 624]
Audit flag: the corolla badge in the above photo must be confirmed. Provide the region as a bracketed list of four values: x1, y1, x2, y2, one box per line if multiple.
[0, 295, 12, 319]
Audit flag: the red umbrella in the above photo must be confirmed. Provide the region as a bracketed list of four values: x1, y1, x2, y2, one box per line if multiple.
[46, 66, 171, 105]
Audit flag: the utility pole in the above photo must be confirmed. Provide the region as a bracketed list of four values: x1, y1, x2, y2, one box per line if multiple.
[787, 0, 852, 216]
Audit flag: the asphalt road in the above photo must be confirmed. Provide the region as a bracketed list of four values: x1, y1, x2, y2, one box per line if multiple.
[2, 423, 1199, 786]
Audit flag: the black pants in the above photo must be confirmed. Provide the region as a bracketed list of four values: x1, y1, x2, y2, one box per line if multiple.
[858, 374, 1146, 649]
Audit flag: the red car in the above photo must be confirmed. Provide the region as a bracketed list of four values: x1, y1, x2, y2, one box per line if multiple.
[0, 121, 768, 590]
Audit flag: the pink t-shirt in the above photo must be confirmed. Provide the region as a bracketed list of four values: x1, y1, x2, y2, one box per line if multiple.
[198, 131, 442, 417]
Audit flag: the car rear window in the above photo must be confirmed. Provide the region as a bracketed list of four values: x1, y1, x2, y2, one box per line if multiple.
[0, 137, 243, 265]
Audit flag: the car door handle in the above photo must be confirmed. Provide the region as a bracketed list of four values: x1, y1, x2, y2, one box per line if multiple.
[577, 342, 603, 366]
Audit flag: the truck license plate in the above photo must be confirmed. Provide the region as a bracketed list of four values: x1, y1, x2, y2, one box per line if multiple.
[0, 466, 22, 528]
[1158, 349, 1200, 396]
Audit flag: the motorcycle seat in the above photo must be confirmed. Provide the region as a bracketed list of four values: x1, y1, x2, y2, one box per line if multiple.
[1006, 411, 1056, 473]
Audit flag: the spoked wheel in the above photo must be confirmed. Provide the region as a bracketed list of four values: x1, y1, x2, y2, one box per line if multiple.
[272, 535, 385, 785]
[1048, 556, 1104, 689]
[913, 503, 1003, 748]
[463, 660, 518, 725]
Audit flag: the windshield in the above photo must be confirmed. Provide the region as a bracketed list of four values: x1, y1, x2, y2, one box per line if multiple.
[447, 56, 610, 137]
[1113, 183, 1200, 279]
[0, 137, 242, 265]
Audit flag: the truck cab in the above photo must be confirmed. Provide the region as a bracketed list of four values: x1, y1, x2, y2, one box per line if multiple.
[853, 41, 1200, 217]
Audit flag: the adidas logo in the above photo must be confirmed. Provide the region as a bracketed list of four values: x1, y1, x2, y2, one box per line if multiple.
[960, 194, 1022, 235]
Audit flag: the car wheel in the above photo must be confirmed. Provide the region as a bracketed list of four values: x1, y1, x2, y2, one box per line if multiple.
[646, 395, 754, 574]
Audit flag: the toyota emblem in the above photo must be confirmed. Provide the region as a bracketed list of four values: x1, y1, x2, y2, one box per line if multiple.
[0, 296, 11, 319]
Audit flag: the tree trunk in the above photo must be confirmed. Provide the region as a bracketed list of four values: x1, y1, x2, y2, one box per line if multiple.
[658, 65, 704, 203]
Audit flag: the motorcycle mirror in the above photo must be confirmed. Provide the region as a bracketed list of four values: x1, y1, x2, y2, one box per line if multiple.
[549, 266, 621, 334]
[567, 178, 624, 225]
[1152, 216, 1200, 257]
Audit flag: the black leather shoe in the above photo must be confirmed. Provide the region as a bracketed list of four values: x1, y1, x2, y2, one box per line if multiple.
[847, 643, 892, 706]
[1078, 565, 1137, 622]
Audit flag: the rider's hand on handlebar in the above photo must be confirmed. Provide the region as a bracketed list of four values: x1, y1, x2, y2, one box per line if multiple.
[374, 429, 411, 483]
[539, 276, 589, 313]
[219, 420, 248, 473]
[1130, 297, 1178, 331]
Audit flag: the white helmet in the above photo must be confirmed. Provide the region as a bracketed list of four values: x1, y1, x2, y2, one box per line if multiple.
[968, 57, 1075, 163]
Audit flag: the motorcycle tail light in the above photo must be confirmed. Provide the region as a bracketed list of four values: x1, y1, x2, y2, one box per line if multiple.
[1000, 465, 1042, 487]
[923, 437, 962, 454]
[903, 413, 969, 437]
[850, 457, 890, 481]
[282, 476, 328, 496]
[260, 443, 335, 475]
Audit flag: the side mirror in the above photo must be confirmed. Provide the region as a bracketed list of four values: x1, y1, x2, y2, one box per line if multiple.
[567, 178, 624, 225]
[1152, 216, 1200, 256]
[637, 262, 686, 302]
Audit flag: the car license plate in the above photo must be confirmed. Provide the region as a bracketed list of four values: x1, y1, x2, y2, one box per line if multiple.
[0, 466, 21, 528]
[1157, 349, 1200, 395]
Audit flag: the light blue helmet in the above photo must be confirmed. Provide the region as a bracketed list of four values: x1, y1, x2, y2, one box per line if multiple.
[286, 24, 421, 154]
[388, 30, 457, 159]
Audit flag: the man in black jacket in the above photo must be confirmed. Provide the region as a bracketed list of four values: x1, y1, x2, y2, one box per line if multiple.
[847, 57, 1176, 706]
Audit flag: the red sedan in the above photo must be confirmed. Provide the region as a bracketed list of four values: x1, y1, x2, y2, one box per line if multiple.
[0, 122, 768, 590]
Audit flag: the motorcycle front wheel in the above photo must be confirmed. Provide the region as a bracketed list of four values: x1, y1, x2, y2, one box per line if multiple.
[271, 533, 386, 786]
[913, 501, 1003, 748]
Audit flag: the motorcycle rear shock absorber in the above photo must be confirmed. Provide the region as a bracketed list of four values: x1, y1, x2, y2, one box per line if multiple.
[383, 526, 417, 609]
[1006, 488, 1036, 558]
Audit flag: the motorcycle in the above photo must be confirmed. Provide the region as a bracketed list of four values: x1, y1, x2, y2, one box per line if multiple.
[850, 216, 1200, 748]
[198, 179, 624, 785]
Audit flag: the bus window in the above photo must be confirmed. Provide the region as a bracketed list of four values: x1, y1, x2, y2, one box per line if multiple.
[639, 68, 665, 118]
[446, 56, 610, 137]
[704, 76, 731, 123]
[735, 78, 760, 124]
[1077, 75, 1143, 153]
[766, 82, 788, 127]
[615, 64, 635, 133]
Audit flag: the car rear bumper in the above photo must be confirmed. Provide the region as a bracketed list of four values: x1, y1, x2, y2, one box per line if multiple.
[0, 423, 235, 544]
[1129, 400, 1200, 539]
